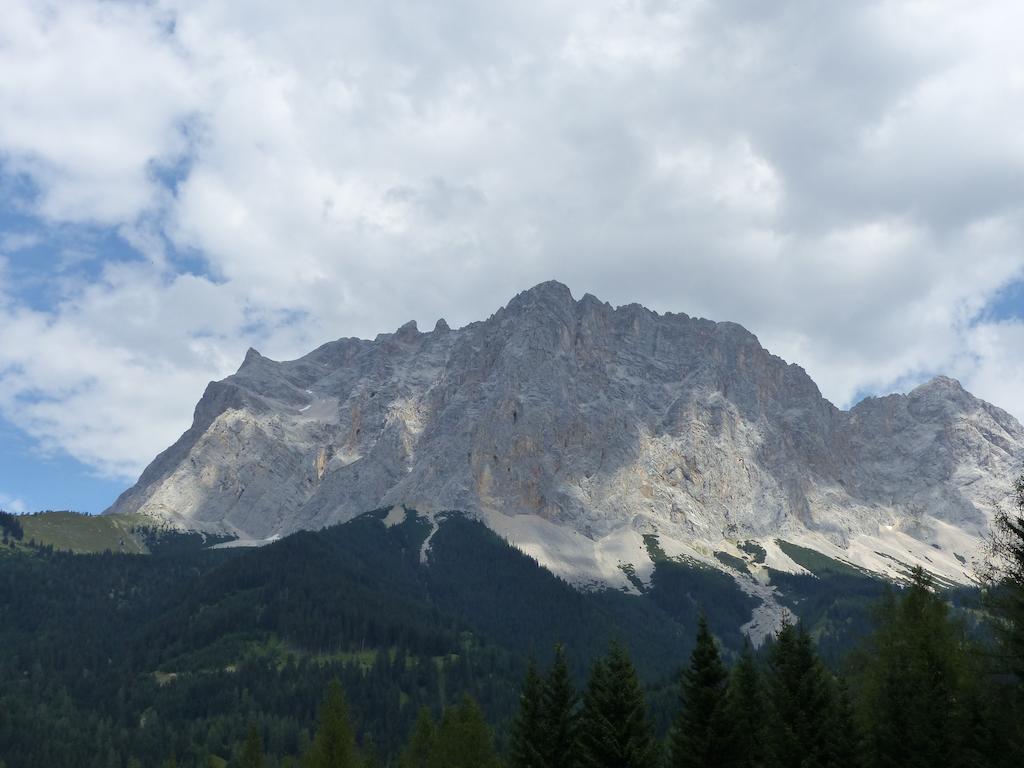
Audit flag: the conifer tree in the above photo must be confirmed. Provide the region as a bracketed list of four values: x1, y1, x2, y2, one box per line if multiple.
[670, 616, 729, 768]
[540, 644, 579, 768]
[578, 641, 659, 768]
[720, 641, 766, 768]
[826, 678, 861, 768]
[399, 708, 436, 768]
[305, 679, 358, 768]
[430, 695, 501, 768]
[987, 473, 1024, 682]
[509, 661, 545, 768]
[361, 739, 384, 768]
[511, 646, 579, 768]
[855, 568, 966, 768]
[983, 473, 1024, 765]
[764, 623, 837, 768]
[239, 725, 265, 768]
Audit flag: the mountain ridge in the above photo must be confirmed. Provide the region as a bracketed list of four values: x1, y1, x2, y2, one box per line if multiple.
[105, 281, 1024, 617]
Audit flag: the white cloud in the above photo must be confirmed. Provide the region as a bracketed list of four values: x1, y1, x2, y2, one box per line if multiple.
[0, 232, 41, 253]
[0, 259, 255, 478]
[0, 2, 196, 223]
[0, 493, 27, 514]
[957, 320, 1024, 419]
[0, 0, 1023, 483]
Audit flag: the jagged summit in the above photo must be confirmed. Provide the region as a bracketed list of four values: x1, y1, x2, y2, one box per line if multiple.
[241, 347, 264, 367]
[920, 374, 965, 390]
[507, 279, 575, 305]
[107, 283, 1024, 615]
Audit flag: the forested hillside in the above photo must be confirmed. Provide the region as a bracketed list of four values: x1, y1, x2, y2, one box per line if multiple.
[1, 505, 1021, 767]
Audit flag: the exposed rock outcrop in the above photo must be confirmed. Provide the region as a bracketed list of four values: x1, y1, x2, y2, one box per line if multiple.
[106, 282, 1024, 592]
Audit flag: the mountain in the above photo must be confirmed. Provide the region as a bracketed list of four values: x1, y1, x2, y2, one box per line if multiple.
[106, 281, 1024, 616]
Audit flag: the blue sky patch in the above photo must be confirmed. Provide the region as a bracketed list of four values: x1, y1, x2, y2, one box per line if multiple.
[0, 417, 127, 514]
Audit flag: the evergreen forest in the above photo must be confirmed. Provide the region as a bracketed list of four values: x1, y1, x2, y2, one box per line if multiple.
[1, 485, 1023, 767]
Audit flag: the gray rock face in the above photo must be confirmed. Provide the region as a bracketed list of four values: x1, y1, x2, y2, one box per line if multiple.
[107, 282, 1024, 594]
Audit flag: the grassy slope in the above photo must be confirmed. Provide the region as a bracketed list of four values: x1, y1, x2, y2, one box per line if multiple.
[20, 511, 149, 554]
[776, 538, 871, 577]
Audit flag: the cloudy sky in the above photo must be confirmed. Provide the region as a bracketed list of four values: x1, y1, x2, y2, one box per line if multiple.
[1, 0, 1023, 513]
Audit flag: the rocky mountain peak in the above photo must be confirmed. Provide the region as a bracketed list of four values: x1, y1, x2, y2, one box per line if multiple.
[107, 284, 1024, 602]
[502, 280, 578, 324]
[509, 279, 576, 306]
[396, 319, 420, 340]
[905, 375, 970, 401]
[920, 374, 965, 391]
[240, 347, 264, 368]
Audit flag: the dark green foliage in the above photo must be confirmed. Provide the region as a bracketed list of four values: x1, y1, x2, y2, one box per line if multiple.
[768, 539, 893, 668]
[509, 663, 548, 768]
[767, 569, 889, 665]
[987, 473, 1024, 684]
[775, 540, 867, 578]
[713, 551, 750, 575]
[852, 567, 1004, 768]
[578, 642, 659, 768]
[0, 510, 24, 542]
[141, 527, 236, 555]
[361, 737, 384, 768]
[763, 623, 846, 768]
[737, 542, 766, 564]
[670, 616, 728, 768]
[140, 512, 453, 665]
[539, 645, 579, 768]
[645, 558, 758, 654]
[3, 505, 1023, 767]
[238, 725, 264, 768]
[305, 680, 358, 768]
[0, 512, 703, 766]
[399, 708, 437, 768]
[830, 678, 861, 768]
[429, 695, 501, 768]
[719, 642, 766, 768]
[0, 516, 499, 767]
[509, 661, 545, 768]
[642, 534, 669, 562]
[944, 473, 1024, 765]
[426, 516, 734, 679]
[510, 645, 579, 768]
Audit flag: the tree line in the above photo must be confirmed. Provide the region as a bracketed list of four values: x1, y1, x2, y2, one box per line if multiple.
[230, 561, 1024, 768]
[0, 509, 24, 544]
[6, 475, 1024, 767]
